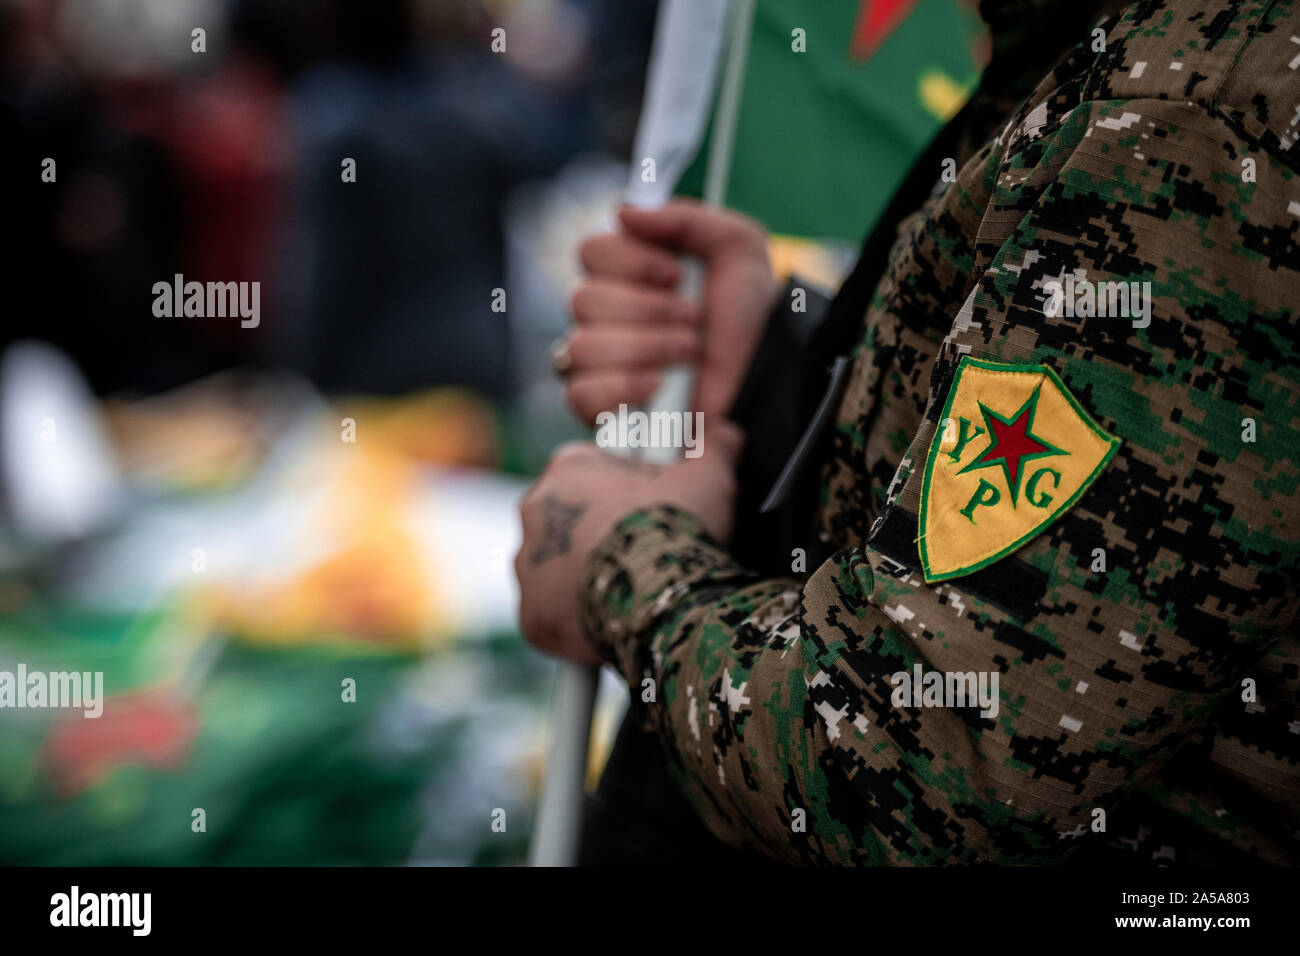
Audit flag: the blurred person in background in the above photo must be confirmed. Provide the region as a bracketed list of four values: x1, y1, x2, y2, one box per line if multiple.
[2, 0, 286, 392]
[274, 0, 592, 397]
[3, 0, 657, 402]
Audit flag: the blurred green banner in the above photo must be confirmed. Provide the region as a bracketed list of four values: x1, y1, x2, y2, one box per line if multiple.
[678, 0, 985, 241]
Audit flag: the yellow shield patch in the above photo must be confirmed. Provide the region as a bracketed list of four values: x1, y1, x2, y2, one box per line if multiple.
[919, 357, 1120, 582]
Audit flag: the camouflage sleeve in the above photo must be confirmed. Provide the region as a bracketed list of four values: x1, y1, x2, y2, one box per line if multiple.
[580, 506, 812, 859]
[580, 86, 1300, 865]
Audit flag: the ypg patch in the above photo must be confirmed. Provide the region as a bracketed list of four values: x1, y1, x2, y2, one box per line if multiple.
[919, 357, 1119, 582]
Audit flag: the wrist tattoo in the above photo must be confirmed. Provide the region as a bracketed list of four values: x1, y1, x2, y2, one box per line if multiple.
[530, 494, 589, 565]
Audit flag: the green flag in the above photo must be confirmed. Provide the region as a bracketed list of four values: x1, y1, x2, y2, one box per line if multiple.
[678, 0, 985, 241]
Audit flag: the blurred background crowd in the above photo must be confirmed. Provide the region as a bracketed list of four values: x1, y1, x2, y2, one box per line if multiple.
[0, 0, 984, 864]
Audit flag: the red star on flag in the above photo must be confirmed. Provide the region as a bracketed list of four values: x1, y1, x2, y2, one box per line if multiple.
[851, 0, 923, 61]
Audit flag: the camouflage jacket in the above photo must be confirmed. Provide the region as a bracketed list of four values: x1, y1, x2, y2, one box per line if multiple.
[581, 0, 1300, 865]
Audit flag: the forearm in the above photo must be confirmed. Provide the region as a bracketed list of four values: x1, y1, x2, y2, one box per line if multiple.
[581, 506, 811, 858]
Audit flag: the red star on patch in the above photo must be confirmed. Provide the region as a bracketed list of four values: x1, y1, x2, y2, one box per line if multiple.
[957, 383, 1067, 505]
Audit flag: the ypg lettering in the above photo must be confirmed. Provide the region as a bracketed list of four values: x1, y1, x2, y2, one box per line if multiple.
[951, 385, 1065, 522]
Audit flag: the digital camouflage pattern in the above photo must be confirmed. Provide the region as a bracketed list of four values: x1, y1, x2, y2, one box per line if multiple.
[581, 0, 1300, 864]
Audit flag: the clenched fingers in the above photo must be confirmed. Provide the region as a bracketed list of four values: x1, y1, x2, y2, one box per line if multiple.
[578, 230, 682, 287]
[571, 278, 700, 328]
[564, 368, 662, 425]
[563, 325, 699, 373]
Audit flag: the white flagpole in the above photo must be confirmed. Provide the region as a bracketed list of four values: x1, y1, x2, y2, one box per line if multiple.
[529, 0, 755, 867]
